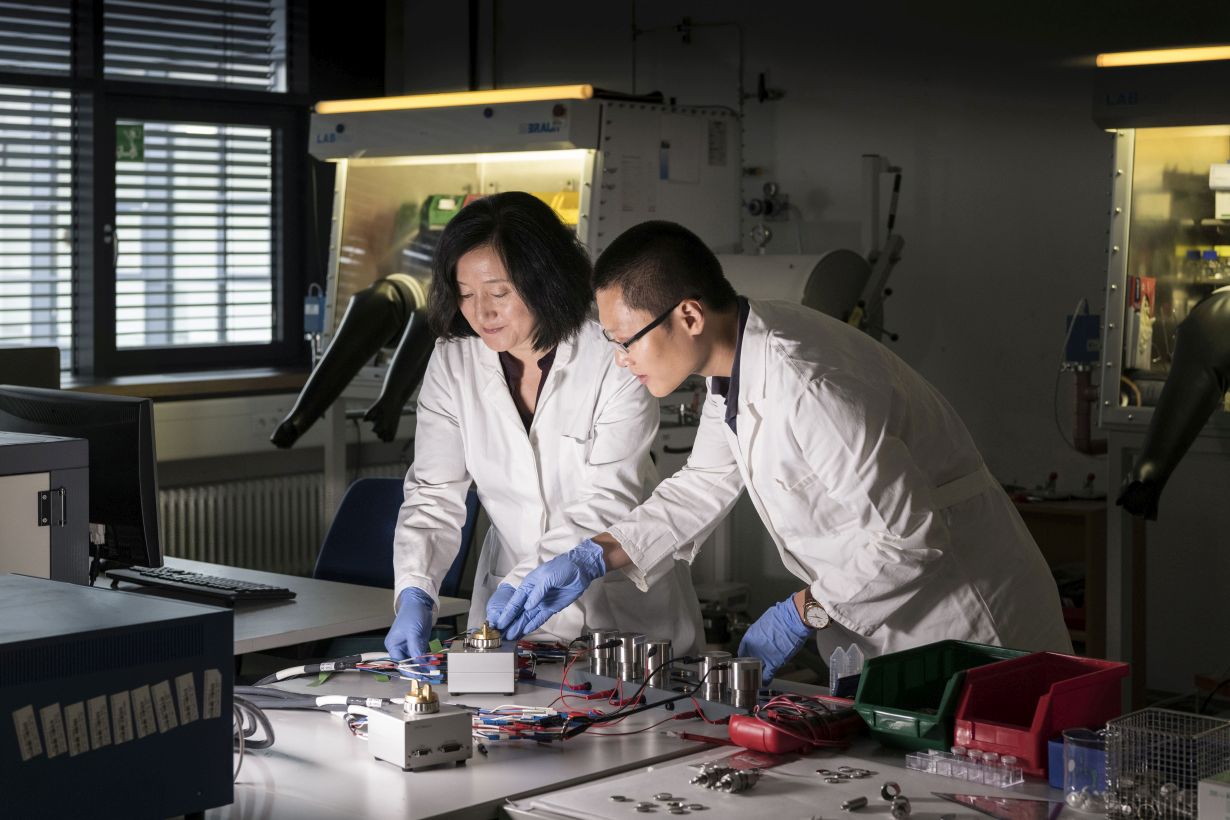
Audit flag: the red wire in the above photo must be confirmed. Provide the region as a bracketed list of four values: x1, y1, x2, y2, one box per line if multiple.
[606, 679, 643, 708]
[554, 646, 586, 708]
[689, 698, 731, 725]
[549, 688, 616, 713]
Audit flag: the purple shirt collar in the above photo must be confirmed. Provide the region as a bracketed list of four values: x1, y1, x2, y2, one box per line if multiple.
[498, 347, 558, 431]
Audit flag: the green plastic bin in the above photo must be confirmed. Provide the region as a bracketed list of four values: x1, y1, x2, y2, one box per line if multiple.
[853, 640, 1028, 751]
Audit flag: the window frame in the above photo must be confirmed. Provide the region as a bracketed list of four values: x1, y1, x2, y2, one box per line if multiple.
[93, 94, 306, 375]
[0, 0, 310, 378]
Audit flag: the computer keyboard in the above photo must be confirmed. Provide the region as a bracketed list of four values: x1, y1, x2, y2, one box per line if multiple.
[107, 565, 296, 605]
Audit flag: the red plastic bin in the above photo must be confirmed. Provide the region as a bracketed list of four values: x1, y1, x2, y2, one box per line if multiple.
[953, 652, 1128, 777]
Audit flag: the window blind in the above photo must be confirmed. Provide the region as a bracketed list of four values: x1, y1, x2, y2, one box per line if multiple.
[0, 0, 72, 76]
[115, 120, 274, 349]
[104, 0, 287, 91]
[0, 87, 74, 370]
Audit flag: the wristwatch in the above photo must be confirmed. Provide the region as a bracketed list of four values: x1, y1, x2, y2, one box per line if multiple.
[801, 589, 831, 630]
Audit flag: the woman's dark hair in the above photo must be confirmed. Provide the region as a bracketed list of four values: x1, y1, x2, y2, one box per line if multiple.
[427, 191, 592, 349]
[592, 220, 737, 316]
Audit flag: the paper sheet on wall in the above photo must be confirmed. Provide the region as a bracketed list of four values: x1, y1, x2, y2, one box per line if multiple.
[621, 155, 657, 214]
[660, 115, 704, 184]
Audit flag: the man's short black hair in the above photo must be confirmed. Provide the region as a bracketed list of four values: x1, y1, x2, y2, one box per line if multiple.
[428, 191, 592, 349]
[592, 221, 737, 316]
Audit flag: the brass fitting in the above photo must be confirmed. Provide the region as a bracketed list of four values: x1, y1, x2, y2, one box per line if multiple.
[403, 679, 440, 714]
[467, 621, 502, 650]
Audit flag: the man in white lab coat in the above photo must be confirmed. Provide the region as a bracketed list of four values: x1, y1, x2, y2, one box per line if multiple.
[492, 220, 1071, 681]
[385, 196, 702, 661]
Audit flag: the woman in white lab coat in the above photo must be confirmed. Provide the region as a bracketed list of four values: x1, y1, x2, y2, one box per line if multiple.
[493, 220, 1071, 677]
[384, 194, 703, 660]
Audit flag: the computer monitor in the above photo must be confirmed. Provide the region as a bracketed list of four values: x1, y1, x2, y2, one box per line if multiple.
[0, 385, 162, 572]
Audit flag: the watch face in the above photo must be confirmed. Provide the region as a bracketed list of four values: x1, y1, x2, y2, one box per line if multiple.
[805, 602, 830, 629]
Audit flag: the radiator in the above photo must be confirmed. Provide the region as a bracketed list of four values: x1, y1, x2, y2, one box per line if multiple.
[159, 463, 407, 575]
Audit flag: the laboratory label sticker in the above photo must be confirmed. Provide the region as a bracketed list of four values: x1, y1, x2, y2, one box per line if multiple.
[63, 701, 88, 757]
[86, 695, 111, 749]
[63, 703, 89, 762]
[151, 680, 178, 733]
[12, 704, 42, 762]
[203, 668, 222, 720]
[38, 703, 68, 759]
[130, 685, 157, 739]
[175, 672, 199, 724]
[110, 691, 134, 744]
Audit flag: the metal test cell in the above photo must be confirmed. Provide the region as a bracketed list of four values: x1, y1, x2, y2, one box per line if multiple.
[727, 656, 763, 708]
[643, 638, 672, 688]
[616, 632, 646, 682]
[697, 651, 731, 702]
[590, 628, 622, 677]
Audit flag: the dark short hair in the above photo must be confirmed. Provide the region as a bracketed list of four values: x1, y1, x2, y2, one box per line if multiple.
[592, 221, 737, 316]
[428, 191, 592, 349]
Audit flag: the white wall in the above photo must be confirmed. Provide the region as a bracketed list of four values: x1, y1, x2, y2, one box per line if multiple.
[395, 0, 1112, 493]
[392, 1, 1228, 690]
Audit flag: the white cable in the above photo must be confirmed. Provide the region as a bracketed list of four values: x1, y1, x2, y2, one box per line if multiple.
[486, 704, 557, 715]
[269, 651, 395, 683]
[266, 664, 306, 682]
[1058, 296, 1089, 369]
[1053, 296, 1091, 450]
[314, 695, 391, 709]
[232, 702, 245, 782]
[787, 203, 805, 253]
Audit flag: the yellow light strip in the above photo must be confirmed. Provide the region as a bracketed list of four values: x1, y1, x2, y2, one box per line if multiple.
[315, 84, 594, 114]
[1096, 45, 1230, 68]
[341, 149, 593, 168]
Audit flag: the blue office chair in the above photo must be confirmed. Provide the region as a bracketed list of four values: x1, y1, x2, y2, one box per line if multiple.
[312, 477, 479, 653]
[314, 477, 479, 597]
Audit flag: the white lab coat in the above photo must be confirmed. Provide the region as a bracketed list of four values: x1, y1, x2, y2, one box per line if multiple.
[393, 320, 704, 652]
[609, 299, 1071, 661]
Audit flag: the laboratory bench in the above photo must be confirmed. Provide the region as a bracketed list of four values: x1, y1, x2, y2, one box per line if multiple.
[208, 662, 734, 820]
[505, 741, 1072, 820]
[64, 367, 308, 401]
[109, 557, 469, 656]
[205, 662, 1077, 820]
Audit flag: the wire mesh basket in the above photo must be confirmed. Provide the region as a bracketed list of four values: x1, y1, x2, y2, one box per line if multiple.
[1105, 702, 1230, 819]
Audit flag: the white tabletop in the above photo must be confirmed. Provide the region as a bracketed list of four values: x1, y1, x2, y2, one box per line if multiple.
[141, 557, 470, 654]
[507, 735, 1070, 820]
[209, 660, 730, 820]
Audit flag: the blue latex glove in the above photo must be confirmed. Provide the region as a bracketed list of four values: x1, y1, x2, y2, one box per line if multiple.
[737, 596, 813, 686]
[384, 587, 435, 661]
[490, 540, 606, 640]
[484, 582, 517, 625]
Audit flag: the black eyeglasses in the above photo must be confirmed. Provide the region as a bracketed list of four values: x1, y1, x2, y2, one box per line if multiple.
[602, 301, 682, 354]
